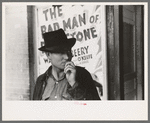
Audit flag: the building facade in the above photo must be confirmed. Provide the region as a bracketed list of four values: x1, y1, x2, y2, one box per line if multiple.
[3, 4, 145, 101]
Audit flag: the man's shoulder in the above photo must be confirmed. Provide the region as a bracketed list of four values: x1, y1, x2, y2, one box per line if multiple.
[76, 66, 86, 71]
[36, 72, 47, 84]
[37, 73, 45, 80]
[76, 66, 90, 75]
[36, 66, 52, 82]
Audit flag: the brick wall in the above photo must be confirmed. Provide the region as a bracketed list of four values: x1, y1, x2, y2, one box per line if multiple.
[5, 5, 30, 100]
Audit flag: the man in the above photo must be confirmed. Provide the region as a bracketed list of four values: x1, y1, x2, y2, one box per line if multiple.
[33, 29, 100, 100]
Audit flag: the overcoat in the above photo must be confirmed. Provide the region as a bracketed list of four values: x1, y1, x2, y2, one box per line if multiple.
[33, 66, 100, 100]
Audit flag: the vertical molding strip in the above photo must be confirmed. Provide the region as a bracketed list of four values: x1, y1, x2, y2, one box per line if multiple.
[106, 6, 123, 100]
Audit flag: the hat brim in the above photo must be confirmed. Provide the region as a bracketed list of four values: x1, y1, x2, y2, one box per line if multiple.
[38, 38, 76, 52]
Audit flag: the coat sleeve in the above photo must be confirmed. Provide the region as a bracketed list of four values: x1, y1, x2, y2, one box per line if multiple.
[67, 67, 101, 100]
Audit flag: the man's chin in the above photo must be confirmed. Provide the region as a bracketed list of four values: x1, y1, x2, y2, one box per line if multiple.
[59, 66, 65, 70]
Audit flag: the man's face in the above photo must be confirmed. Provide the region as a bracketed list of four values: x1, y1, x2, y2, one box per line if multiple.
[46, 50, 72, 70]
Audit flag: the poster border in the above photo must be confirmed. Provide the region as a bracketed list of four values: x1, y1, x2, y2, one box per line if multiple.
[1, 0, 149, 122]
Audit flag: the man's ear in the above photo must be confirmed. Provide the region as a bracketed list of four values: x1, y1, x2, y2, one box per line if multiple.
[45, 52, 49, 57]
[45, 52, 51, 61]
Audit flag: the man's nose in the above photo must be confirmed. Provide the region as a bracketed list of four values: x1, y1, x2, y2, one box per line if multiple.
[63, 52, 72, 60]
[63, 54, 69, 59]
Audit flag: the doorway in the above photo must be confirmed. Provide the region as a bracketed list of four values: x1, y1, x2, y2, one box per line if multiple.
[122, 5, 144, 100]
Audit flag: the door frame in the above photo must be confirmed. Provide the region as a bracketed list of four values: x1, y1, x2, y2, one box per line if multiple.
[106, 5, 144, 100]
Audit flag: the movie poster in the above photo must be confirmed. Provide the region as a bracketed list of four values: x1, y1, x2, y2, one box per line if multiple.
[37, 5, 107, 99]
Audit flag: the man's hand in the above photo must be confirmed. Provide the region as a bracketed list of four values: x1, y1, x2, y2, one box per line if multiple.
[64, 61, 76, 87]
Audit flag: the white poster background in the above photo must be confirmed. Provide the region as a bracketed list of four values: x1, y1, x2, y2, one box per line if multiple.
[37, 5, 107, 100]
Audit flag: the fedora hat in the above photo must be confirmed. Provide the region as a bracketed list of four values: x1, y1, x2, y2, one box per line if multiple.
[38, 29, 76, 52]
